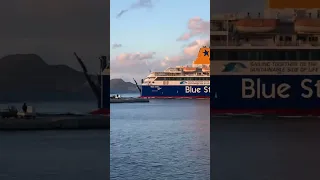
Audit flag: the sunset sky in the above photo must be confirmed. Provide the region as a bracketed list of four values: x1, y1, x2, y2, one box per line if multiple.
[110, 0, 210, 82]
[0, 0, 266, 80]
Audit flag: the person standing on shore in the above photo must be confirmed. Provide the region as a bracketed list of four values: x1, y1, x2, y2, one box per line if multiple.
[22, 103, 27, 113]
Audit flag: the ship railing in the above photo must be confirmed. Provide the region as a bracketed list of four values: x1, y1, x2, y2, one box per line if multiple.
[211, 41, 320, 47]
[211, 31, 229, 35]
[154, 74, 210, 77]
[211, 41, 239, 46]
[164, 70, 182, 73]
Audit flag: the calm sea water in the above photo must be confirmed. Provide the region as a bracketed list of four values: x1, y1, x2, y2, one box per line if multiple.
[212, 117, 320, 180]
[0, 101, 109, 180]
[0, 130, 109, 180]
[0, 95, 210, 180]
[110, 98, 210, 180]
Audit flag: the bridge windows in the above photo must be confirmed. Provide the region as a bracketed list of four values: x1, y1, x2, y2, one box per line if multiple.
[210, 49, 320, 60]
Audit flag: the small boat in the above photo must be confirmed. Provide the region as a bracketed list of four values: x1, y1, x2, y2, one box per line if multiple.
[110, 97, 149, 103]
[235, 19, 277, 33]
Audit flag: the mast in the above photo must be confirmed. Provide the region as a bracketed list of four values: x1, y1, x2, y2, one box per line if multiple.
[100, 65, 103, 108]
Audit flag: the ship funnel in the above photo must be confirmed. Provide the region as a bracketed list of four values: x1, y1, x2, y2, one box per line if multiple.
[193, 47, 210, 65]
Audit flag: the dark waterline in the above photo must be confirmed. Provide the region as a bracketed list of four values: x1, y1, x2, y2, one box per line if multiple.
[111, 99, 210, 180]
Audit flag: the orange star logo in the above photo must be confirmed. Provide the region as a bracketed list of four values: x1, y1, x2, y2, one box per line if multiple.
[193, 46, 210, 64]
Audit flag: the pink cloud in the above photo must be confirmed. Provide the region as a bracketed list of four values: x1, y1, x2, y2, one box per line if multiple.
[111, 51, 157, 80]
[111, 17, 210, 81]
[111, 38, 210, 81]
[116, 52, 156, 62]
[177, 17, 210, 41]
[183, 39, 210, 56]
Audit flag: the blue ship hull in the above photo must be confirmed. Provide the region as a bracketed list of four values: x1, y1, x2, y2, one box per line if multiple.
[141, 85, 210, 98]
[211, 75, 320, 115]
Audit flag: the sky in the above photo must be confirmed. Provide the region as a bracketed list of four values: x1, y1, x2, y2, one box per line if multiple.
[110, 0, 210, 82]
[0, 0, 265, 80]
[0, 0, 109, 73]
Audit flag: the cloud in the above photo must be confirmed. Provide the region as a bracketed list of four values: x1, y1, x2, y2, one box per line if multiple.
[115, 52, 156, 62]
[160, 39, 209, 67]
[111, 51, 157, 81]
[111, 38, 209, 81]
[116, 10, 129, 18]
[183, 39, 210, 56]
[177, 17, 210, 41]
[116, 0, 154, 18]
[111, 16, 210, 81]
[112, 43, 122, 49]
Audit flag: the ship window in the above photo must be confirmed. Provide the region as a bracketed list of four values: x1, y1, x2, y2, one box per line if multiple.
[261, 51, 272, 60]
[278, 51, 286, 60]
[285, 36, 292, 41]
[228, 51, 238, 60]
[310, 50, 320, 60]
[212, 50, 228, 60]
[309, 37, 318, 41]
[298, 50, 310, 60]
[211, 49, 319, 60]
[248, 51, 259, 60]
[285, 50, 297, 60]
[238, 51, 248, 60]
[297, 36, 307, 41]
[269, 51, 279, 60]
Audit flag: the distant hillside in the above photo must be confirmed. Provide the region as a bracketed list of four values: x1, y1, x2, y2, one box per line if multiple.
[110, 79, 139, 94]
[0, 54, 95, 102]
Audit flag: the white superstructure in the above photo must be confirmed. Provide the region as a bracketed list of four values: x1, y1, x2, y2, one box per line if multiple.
[142, 60, 210, 86]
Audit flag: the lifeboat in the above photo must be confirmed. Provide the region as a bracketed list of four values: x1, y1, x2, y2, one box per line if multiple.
[235, 19, 277, 33]
[294, 19, 320, 33]
[183, 67, 196, 72]
[202, 67, 210, 72]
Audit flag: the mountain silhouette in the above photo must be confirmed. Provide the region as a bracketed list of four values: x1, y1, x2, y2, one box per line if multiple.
[0, 54, 96, 102]
[110, 79, 139, 94]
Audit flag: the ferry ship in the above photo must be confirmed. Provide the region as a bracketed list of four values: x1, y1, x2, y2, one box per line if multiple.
[211, 3, 320, 115]
[140, 47, 210, 98]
